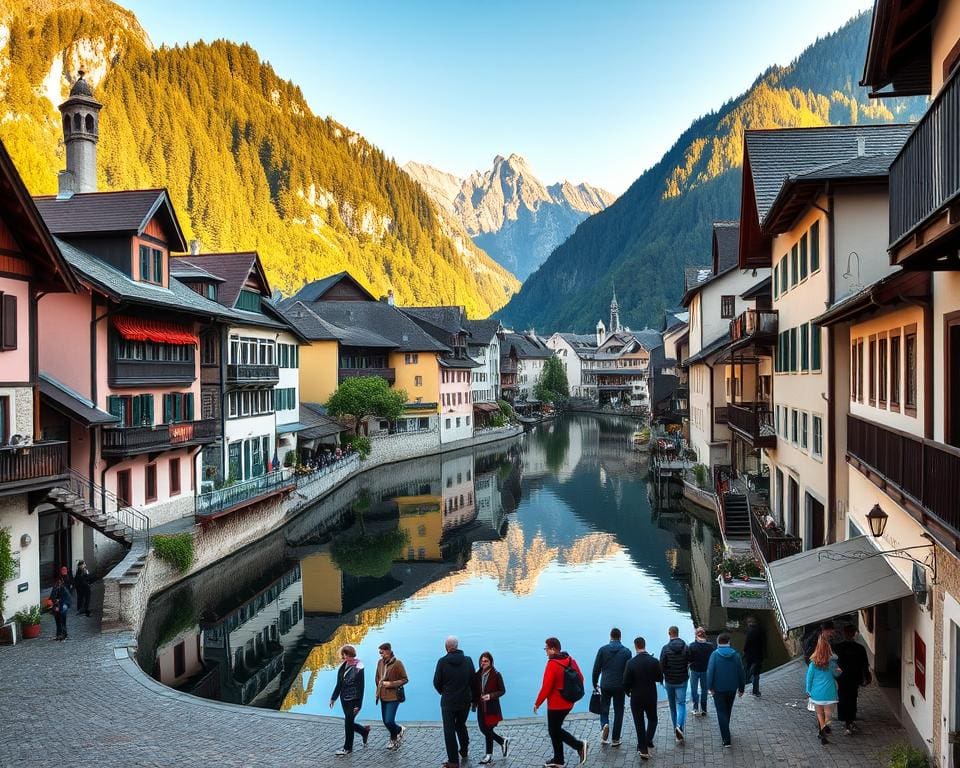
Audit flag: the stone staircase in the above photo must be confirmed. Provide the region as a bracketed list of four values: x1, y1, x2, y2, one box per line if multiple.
[43, 470, 149, 549]
[722, 492, 751, 541]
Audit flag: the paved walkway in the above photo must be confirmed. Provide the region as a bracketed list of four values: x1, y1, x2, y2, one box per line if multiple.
[1, 590, 908, 767]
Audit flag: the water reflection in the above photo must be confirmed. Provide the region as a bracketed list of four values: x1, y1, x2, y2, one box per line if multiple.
[139, 415, 786, 719]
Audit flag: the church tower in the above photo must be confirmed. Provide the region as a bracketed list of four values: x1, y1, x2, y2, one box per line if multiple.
[609, 287, 620, 334]
[596, 319, 606, 347]
[58, 70, 102, 196]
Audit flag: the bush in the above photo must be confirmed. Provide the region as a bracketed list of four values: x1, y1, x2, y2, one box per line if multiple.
[497, 399, 515, 420]
[693, 463, 708, 488]
[283, 450, 295, 467]
[346, 435, 371, 458]
[0, 527, 15, 619]
[883, 744, 929, 768]
[153, 533, 194, 573]
[14, 604, 42, 626]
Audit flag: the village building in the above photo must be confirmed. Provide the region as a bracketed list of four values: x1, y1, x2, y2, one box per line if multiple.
[545, 332, 598, 399]
[464, 318, 501, 404]
[498, 331, 552, 404]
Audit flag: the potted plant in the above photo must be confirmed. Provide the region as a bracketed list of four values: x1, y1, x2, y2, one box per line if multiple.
[14, 605, 42, 639]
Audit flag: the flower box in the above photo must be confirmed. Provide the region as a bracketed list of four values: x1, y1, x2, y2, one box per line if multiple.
[718, 576, 771, 610]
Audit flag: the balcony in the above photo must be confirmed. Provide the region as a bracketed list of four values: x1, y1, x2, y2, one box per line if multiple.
[337, 367, 395, 384]
[888, 66, 960, 268]
[102, 419, 219, 457]
[847, 415, 960, 545]
[751, 506, 802, 564]
[727, 403, 776, 448]
[195, 470, 295, 519]
[714, 406, 729, 424]
[109, 358, 195, 387]
[0, 441, 68, 495]
[500, 360, 518, 374]
[226, 364, 280, 386]
[730, 309, 778, 345]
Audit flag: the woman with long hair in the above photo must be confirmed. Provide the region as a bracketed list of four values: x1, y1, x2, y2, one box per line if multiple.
[472, 651, 509, 764]
[329, 644, 370, 756]
[805, 634, 842, 745]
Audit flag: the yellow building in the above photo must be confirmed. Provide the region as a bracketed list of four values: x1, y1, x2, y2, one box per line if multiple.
[396, 495, 443, 561]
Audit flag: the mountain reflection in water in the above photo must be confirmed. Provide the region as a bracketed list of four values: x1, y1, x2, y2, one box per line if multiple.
[137, 415, 787, 720]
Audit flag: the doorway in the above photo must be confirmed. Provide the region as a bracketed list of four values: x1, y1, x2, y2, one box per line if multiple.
[787, 477, 800, 539]
[39, 510, 73, 589]
[947, 314, 960, 448]
[808, 494, 825, 549]
[874, 600, 903, 690]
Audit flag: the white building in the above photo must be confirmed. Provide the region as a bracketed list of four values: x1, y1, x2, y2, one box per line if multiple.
[465, 319, 502, 403]
[545, 333, 598, 399]
[500, 331, 552, 403]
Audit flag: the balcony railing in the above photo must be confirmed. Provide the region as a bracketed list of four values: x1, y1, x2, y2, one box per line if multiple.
[750, 506, 802, 564]
[0, 441, 68, 489]
[847, 414, 960, 539]
[102, 419, 219, 456]
[727, 403, 776, 448]
[195, 470, 295, 518]
[338, 367, 395, 384]
[714, 407, 730, 424]
[888, 65, 960, 251]
[109, 358, 195, 387]
[730, 309, 778, 344]
[226, 364, 280, 385]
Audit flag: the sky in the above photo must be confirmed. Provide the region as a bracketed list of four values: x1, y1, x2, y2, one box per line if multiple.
[122, 0, 873, 195]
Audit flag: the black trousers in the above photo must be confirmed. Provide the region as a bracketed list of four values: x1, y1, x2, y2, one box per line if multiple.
[441, 707, 469, 763]
[837, 682, 860, 724]
[547, 708, 582, 763]
[478, 715, 504, 754]
[341, 699, 365, 750]
[600, 686, 626, 740]
[54, 608, 67, 637]
[630, 697, 657, 753]
[77, 587, 91, 615]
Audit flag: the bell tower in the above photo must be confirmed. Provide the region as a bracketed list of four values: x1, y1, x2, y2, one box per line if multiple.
[58, 70, 102, 196]
[609, 287, 620, 334]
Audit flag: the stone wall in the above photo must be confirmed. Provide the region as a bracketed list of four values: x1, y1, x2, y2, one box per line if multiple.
[932, 546, 960, 762]
[365, 428, 440, 467]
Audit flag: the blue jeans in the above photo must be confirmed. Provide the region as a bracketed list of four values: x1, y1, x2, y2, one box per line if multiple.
[381, 700, 401, 739]
[745, 660, 762, 695]
[713, 691, 736, 745]
[664, 680, 688, 731]
[689, 670, 708, 713]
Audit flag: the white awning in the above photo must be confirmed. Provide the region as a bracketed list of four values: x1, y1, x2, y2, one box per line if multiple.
[766, 535, 913, 632]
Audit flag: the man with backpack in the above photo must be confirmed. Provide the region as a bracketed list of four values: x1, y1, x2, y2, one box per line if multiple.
[534, 637, 589, 767]
[659, 626, 690, 743]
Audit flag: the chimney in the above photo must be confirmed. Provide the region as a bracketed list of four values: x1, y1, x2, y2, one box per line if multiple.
[387, 289, 395, 306]
[58, 70, 102, 194]
[190, 239, 202, 255]
[856, 136, 866, 157]
[57, 171, 76, 200]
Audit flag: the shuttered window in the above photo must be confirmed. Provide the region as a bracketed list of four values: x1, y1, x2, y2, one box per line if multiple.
[810, 221, 821, 272]
[163, 392, 194, 423]
[0, 293, 17, 351]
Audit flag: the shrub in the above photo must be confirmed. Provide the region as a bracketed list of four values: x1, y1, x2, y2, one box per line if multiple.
[283, 450, 295, 467]
[14, 604, 42, 625]
[0, 527, 15, 619]
[346, 435, 371, 458]
[153, 533, 194, 573]
[693, 463, 708, 488]
[883, 744, 929, 768]
[497, 399, 515, 420]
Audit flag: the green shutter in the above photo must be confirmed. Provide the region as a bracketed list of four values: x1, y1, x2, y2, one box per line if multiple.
[810, 221, 820, 272]
[146, 394, 154, 424]
[801, 323, 809, 371]
[800, 234, 808, 280]
[790, 244, 799, 286]
[186, 393, 194, 421]
[132, 395, 142, 426]
[107, 395, 122, 419]
[163, 394, 171, 424]
[812, 324, 822, 370]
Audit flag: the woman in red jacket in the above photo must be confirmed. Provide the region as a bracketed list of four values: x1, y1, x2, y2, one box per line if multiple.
[472, 651, 509, 764]
[534, 637, 589, 767]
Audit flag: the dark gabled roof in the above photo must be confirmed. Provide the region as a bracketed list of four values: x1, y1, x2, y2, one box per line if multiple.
[681, 266, 713, 307]
[557, 333, 598, 349]
[55, 237, 234, 319]
[663, 310, 689, 332]
[281, 301, 396, 347]
[741, 276, 772, 300]
[861, 0, 938, 96]
[284, 271, 376, 304]
[794, 153, 899, 181]
[683, 332, 732, 367]
[402, 306, 466, 336]
[712, 221, 740, 275]
[172, 252, 270, 310]
[503, 332, 552, 359]
[39, 373, 117, 426]
[168, 260, 226, 282]
[34, 189, 188, 251]
[299, 402, 349, 440]
[464, 318, 501, 344]
[285, 300, 448, 352]
[439, 356, 481, 369]
[632, 328, 664, 352]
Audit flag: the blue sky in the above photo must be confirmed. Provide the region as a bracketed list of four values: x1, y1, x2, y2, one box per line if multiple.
[123, 0, 872, 195]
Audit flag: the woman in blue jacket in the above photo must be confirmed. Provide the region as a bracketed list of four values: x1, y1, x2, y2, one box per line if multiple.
[805, 634, 841, 745]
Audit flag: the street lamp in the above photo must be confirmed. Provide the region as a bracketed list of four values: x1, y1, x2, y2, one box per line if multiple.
[866, 503, 888, 538]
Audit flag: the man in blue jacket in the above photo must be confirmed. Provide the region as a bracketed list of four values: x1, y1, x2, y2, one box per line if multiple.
[705, 632, 746, 748]
[592, 627, 632, 746]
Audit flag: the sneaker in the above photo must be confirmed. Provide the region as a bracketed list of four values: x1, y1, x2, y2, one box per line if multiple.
[335, 749, 351, 756]
[386, 740, 397, 751]
[675, 726, 684, 742]
[479, 756, 491, 765]
[578, 742, 588, 765]
[690, 708, 700, 716]
[543, 762, 565, 768]
[398, 725, 407, 743]
[611, 739, 621, 747]
[722, 742, 732, 748]
[501, 737, 509, 758]
[638, 752, 649, 761]
[843, 727, 852, 736]
[362, 725, 371, 747]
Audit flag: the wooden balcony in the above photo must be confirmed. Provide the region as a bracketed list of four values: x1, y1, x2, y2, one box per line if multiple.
[730, 309, 778, 345]
[109, 358, 195, 387]
[888, 66, 960, 269]
[714, 406, 730, 424]
[337, 367, 395, 384]
[727, 403, 776, 448]
[0, 441, 68, 495]
[102, 418, 219, 457]
[847, 415, 960, 546]
[750, 506, 802, 564]
[226, 364, 280, 386]
[500, 360, 518, 374]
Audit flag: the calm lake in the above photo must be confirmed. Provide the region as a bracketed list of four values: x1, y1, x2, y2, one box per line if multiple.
[138, 414, 787, 720]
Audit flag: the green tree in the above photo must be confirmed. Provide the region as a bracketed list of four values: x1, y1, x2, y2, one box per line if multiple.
[534, 356, 569, 404]
[331, 494, 409, 578]
[325, 376, 407, 435]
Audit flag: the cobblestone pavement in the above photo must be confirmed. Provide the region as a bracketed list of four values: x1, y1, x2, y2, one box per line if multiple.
[1, 590, 907, 767]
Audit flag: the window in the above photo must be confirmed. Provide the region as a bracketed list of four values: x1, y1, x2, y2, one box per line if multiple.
[445, 418, 451, 430]
[801, 412, 808, 450]
[235, 289, 262, 312]
[878, 335, 888, 407]
[414, 375, 423, 387]
[905, 329, 918, 414]
[773, 264, 779, 299]
[116, 469, 131, 507]
[162, 392, 194, 423]
[850, 341, 859, 401]
[721, 295, 735, 319]
[811, 323, 821, 370]
[790, 327, 798, 372]
[790, 244, 799, 286]
[115, 339, 192, 362]
[810, 220, 820, 272]
[799, 232, 808, 280]
[780, 255, 788, 294]
[812, 415, 823, 459]
[145, 463, 157, 502]
[800, 322, 809, 372]
[169, 457, 181, 495]
[868, 336, 877, 406]
[857, 339, 864, 402]
[226, 388, 275, 418]
[138, 244, 163, 284]
[0, 293, 17, 350]
[456, 417, 461, 428]
[405, 353, 419, 364]
[107, 394, 154, 426]
[201, 333, 218, 366]
[890, 333, 901, 410]
[466, 415, 471, 426]
[791, 409, 798, 443]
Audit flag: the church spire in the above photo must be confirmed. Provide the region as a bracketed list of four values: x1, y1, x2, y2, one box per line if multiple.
[609, 285, 620, 333]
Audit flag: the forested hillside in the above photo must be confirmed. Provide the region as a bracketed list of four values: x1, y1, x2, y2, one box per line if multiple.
[496, 12, 927, 333]
[0, 0, 519, 316]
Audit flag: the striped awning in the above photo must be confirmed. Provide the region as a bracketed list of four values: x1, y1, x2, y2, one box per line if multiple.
[113, 316, 197, 346]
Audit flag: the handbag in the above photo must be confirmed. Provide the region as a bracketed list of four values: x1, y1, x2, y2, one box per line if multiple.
[395, 685, 406, 703]
[588, 690, 603, 715]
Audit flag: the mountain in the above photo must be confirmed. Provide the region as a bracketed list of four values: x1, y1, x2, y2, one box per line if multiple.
[495, 12, 928, 333]
[405, 154, 615, 281]
[0, 0, 520, 317]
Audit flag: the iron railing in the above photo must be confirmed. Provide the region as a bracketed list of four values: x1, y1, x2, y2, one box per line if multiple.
[196, 470, 295, 518]
[102, 419, 219, 455]
[0, 440, 68, 486]
[64, 468, 150, 543]
[727, 403, 776, 447]
[750, 505, 802, 564]
[226, 364, 280, 384]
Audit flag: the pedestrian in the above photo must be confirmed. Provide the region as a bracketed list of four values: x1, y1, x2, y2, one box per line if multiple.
[329, 644, 370, 756]
[375, 642, 409, 749]
[472, 651, 509, 764]
[687, 627, 715, 716]
[591, 627, 631, 746]
[834, 624, 870, 735]
[658, 625, 690, 743]
[433, 635, 475, 768]
[74, 560, 93, 617]
[803, 620, 837, 662]
[743, 616, 766, 697]
[50, 575, 71, 641]
[622, 636, 662, 761]
[705, 632, 746, 748]
[806, 633, 842, 745]
[534, 637, 588, 767]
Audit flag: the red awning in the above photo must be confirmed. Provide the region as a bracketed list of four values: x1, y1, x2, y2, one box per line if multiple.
[113, 316, 198, 346]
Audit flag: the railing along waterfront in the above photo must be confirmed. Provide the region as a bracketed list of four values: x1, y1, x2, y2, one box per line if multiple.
[0, 440, 68, 485]
[196, 470, 295, 518]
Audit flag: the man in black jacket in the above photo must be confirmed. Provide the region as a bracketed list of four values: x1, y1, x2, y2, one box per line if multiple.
[623, 637, 662, 761]
[433, 635, 476, 768]
[742, 616, 766, 697]
[592, 627, 632, 746]
[834, 624, 871, 735]
[659, 626, 690, 743]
